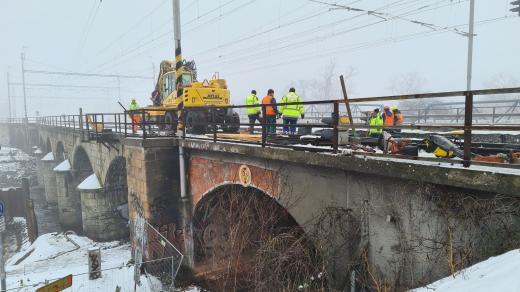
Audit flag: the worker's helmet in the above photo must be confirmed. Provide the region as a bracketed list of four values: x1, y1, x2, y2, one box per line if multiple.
[391, 106, 398, 111]
[373, 108, 380, 113]
[384, 106, 390, 110]
[131, 98, 136, 102]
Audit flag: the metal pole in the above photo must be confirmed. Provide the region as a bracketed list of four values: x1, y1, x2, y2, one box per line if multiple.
[466, 0, 475, 91]
[6, 73, 11, 121]
[463, 92, 473, 167]
[21, 53, 31, 149]
[0, 231, 4, 292]
[21, 53, 28, 120]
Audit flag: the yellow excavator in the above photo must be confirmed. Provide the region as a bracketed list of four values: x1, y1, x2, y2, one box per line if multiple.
[145, 60, 240, 133]
[143, 0, 240, 134]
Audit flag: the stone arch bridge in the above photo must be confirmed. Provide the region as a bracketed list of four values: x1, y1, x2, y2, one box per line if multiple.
[1, 120, 519, 290]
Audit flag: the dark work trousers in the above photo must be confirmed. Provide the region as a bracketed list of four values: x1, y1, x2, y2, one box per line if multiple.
[248, 113, 261, 134]
[265, 116, 277, 134]
[283, 117, 298, 134]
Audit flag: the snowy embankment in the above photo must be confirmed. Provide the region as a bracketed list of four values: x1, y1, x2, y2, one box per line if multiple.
[411, 249, 520, 292]
[5, 233, 154, 291]
[0, 146, 36, 188]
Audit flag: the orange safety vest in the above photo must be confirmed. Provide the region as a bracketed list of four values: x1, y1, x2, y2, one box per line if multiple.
[383, 111, 395, 127]
[262, 95, 277, 116]
[395, 112, 404, 126]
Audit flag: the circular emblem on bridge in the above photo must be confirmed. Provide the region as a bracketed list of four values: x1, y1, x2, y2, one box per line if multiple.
[238, 165, 252, 187]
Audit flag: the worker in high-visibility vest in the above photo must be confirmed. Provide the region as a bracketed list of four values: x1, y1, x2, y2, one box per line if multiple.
[280, 88, 304, 135]
[392, 106, 404, 132]
[368, 108, 383, 137]
[246, 90, 261, 134]
[129, 98, 140, 133]
[262, 89, 278, 135]
[382, 106, 395, 132]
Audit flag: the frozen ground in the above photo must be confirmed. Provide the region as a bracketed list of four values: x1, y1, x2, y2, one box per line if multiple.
[0, 146, 36, 188]
[411, 249, 520, 292]
[5, 233, 156, 291]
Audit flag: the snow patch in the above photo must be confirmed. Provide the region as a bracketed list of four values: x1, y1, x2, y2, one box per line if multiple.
[411, 249, 520, 292]
[53, 159, 71, 172]
[33, 148, 43, 155]
[41, 152, 54, 161]
[77, 174, 102, 191]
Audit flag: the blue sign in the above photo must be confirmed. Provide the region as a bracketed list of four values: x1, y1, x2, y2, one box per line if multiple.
[0, 202, 4, 217]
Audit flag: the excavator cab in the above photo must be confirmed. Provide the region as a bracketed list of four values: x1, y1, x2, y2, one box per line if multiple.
[161, 70, 194, 100]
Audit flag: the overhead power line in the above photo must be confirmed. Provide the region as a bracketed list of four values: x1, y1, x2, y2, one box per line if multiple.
[8, 82, 118, 90]
[24, 69, 153, 80]
[311, 0, 471, 36]
[224, 15, 515, 76]
[199, 0, 462, 67]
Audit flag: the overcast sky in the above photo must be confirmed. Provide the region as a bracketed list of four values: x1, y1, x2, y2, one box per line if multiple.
[1, 0, 519, 117]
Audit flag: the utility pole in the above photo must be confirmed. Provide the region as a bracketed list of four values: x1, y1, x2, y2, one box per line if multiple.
[466, 0, 475, 91]
[20, 52, 28, 121]
[21, 52, 30, 149]
[6, 73, 11, 121]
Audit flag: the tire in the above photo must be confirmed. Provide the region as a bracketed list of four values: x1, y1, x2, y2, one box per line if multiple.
[164, 111, 178, 132]
[222, 112, 240, 133]
[186, 111, 206, 134]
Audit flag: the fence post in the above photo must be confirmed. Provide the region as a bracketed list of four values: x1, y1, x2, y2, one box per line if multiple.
[463, 91, 473, 167]
[141, 110, 147, 139]
[124, 111, 128, 138]
[333, 101, 339, 154]
[261, 104, 267, 147]
[492, 107, 496, 124]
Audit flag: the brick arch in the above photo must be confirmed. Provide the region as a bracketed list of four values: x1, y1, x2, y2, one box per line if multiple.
[191, 183, 317, 290]
[189, 156, 281, 208]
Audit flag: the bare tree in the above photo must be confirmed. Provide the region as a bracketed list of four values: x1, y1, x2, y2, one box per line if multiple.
[388, 72, 429, 110]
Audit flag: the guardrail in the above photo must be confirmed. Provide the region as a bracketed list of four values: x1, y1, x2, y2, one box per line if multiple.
[1, 87, 520, 168]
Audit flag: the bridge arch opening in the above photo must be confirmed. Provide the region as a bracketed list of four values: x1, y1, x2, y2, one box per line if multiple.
[39, 136, 44, 150]
[45, 138, 52, 154]
[55, 141, 65, 162]
[72, 146, 92, 179]
[103, 156, 129, 239]
[193, 184, 321, 290]
[13, 129, 25, 149]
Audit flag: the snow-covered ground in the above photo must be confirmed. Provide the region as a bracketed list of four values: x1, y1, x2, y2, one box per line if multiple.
[4, 232, 201, 291]
[5, 233, 155, 291]
[0, 146, 36, 188]
[411, 249, 520, 292]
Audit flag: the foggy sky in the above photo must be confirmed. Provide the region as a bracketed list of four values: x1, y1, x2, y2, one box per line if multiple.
[1, 0, 519, 117]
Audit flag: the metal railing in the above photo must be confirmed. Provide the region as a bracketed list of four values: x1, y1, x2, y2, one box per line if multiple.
[2, 87, 520, 168]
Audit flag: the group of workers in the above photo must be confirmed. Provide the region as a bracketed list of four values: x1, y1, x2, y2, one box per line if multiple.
[246, 88, 305, 135]
[367, 106, 404, 136]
